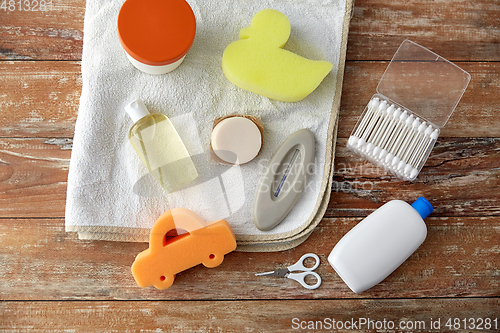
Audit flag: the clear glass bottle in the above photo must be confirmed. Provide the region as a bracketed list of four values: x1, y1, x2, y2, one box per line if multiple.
[125, 99, 198, 193]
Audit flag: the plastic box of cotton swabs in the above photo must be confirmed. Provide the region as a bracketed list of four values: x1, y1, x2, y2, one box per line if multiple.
[347, 40, 470, 181]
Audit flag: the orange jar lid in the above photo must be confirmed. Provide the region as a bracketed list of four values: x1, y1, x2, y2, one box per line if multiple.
[117, 0, 196, 66]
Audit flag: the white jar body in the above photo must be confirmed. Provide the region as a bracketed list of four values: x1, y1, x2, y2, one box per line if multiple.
[125, 52, 186, 75]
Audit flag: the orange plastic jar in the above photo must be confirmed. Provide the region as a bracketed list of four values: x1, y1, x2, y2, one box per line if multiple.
[117, 0, 196, 74]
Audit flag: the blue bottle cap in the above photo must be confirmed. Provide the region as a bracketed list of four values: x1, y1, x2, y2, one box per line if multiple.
[411, 197, 434, 219]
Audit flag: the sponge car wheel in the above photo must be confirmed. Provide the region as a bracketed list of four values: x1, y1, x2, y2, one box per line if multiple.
[202, 253, 224, 268]
[156, 274, 175, 290]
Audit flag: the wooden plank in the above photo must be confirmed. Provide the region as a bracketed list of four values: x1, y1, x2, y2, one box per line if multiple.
[0, 0, 497, 328]
[0, 138, 70, 217]
[0, 61, 498, 138]
[327, 137, 500, 217]
[1, 0, 498, 62]
[0, 136, 498, 218]
[347, 0, 500, 61]
[338, 61, 500, 138]
[0, 216, 498, 300]
[1, 298, 499, 332]
[0, 0, 84, 60]
[0, 61, 81, 138]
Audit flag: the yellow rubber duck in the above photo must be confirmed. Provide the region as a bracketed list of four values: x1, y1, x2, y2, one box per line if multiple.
[222, 9, 333, 102]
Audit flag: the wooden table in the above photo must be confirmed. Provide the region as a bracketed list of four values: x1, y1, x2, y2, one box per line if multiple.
[1, 0, 499, 331]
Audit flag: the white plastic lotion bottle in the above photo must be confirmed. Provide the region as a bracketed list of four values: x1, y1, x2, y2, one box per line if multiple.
[125, 99, 198, 193]
[328, 197, 433, 293]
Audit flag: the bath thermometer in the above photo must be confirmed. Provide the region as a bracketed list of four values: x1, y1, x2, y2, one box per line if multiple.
[253, 129, 315, 231]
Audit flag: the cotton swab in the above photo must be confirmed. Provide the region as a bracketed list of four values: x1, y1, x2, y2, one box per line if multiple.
[359, 100, 388, 150]
[348, 96, 441, 181]
[378, 107, 400, 148]
[353, 97, 379, 137]
[348, 97, 380, 148]
[365, 103, 392, 154]
[377, 107, 401, 160]
[371, 104, 395, 156]
[401, 121, 427, 174]
[407, 128, 440, 179]
[384, 110, 408, 164]
[395, 117, 420, 170]
[406, 125, 434, 168]
[403, 122, 426, 162]
[390, 114, 415, 167]
[395, 117, 422, 169]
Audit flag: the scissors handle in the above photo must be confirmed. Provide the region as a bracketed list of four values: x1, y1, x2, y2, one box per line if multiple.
[287, 271, 322, 290]
[287, 253, 320, 272]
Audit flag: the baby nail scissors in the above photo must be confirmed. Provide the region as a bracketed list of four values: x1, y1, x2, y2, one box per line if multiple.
[255, 253, 321, 290]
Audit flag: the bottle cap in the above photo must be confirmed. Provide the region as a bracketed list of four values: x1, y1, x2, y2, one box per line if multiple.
[411, 197, 434, 219]
[125, 98, 150, 123]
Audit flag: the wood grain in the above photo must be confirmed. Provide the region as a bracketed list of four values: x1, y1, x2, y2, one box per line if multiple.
[1, 0, 499, 330]
[327, 137, 500, 217]
[346, 0, 500, 62]
[0, 138, 70, 217]
[338, 61, 500, 138]
[0, 0, 84, 60]
[0, 136, 498, 218]
[1, 216, 498, 300]
[1, 298, 499, 332]
[0, 61, 81, 138]
[1, 0, 499, 62]
[0, 61, 498, 138]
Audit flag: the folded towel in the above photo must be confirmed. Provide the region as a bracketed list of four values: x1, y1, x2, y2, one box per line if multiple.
[65, 0, 353, 251]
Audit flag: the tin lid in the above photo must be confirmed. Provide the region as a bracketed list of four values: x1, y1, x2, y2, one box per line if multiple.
[117, 0, 196, 66]
[377, 40, 470, 128]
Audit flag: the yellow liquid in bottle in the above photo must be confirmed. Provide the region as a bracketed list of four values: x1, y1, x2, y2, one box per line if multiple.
[128, 113, 198, 193]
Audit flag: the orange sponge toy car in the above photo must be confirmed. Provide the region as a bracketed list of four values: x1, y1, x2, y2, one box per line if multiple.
[131, 208, 237, 289]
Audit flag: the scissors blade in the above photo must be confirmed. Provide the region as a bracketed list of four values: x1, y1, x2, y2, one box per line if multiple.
[255, 270, 276, 277]
[255, 268, 289, 278]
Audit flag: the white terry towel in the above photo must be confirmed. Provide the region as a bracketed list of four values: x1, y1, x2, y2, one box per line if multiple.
[66, 0, 352, 249]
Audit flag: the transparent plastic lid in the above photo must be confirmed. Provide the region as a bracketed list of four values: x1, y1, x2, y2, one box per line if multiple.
[376, 40, 471, 128]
